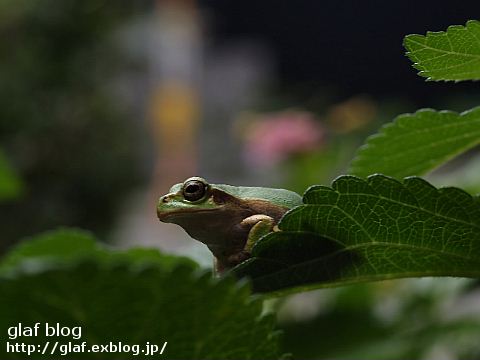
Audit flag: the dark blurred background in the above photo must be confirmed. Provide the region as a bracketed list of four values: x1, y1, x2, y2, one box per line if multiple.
[1, 1, 480, 359]
[204, 0, 480, 106]
[0, 1, 148, 246]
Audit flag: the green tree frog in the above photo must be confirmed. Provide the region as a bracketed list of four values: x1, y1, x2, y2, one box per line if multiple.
[157, 176, 303, 273]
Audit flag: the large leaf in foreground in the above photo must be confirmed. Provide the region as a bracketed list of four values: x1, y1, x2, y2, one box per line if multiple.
[233, 175, 480, 294]
[404, 20, 480, 81]
[0, 230, 283, 360]
[349, 107, 480, 179]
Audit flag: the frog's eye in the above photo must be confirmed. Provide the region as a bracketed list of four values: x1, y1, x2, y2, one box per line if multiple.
[183, 179, 207, 202]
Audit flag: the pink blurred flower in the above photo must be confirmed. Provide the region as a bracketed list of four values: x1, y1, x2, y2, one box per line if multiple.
[242, 110, 324, 167]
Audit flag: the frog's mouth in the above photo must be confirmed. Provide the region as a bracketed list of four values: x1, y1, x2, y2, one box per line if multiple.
[157, 207, 219, 223]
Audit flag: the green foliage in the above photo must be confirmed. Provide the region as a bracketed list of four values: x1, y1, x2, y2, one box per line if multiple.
[2, 12, 480, 360]
[404, 20, 480, 81]
[349, 107, 480, 179]
[233, 175, 480, 295]
[0, 228, 197, 276]
[0, 230, 284, 360]
[351, 21, 480, 183]
[0, 150, 22, 201]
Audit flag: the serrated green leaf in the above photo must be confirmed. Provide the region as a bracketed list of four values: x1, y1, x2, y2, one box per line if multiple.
[233, 175, 480, 295]
[0, 230, 283, 360]
[349, 107, 480, 179]
[404, 20, 480, 81]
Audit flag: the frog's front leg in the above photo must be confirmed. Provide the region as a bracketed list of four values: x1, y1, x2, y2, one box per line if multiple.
[242, 214, 276, 252]
[222, 215, 276, 273]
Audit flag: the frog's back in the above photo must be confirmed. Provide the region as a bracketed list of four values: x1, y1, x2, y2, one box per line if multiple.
[214, 183, 303, 209]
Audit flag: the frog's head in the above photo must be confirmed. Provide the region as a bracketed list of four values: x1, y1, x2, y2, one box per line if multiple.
[157, 177, 221, 223]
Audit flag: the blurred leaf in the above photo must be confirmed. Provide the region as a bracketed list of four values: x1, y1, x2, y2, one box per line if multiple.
[0, 228, 197, 276]
[0, 229, 284, 360]
[279, 279, 480, 360]
[286, 314, 480, 360]
[404, 20, 480, 81]
[349, 107, 480, 179]
[348, 321, 480, 360]
[280, 284, 393, 360]
[233, 175, 480, 294]
[0, 150, 22, 201]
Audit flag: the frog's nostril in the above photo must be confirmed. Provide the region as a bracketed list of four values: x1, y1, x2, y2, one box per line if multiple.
[161, 195, 169, 203]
